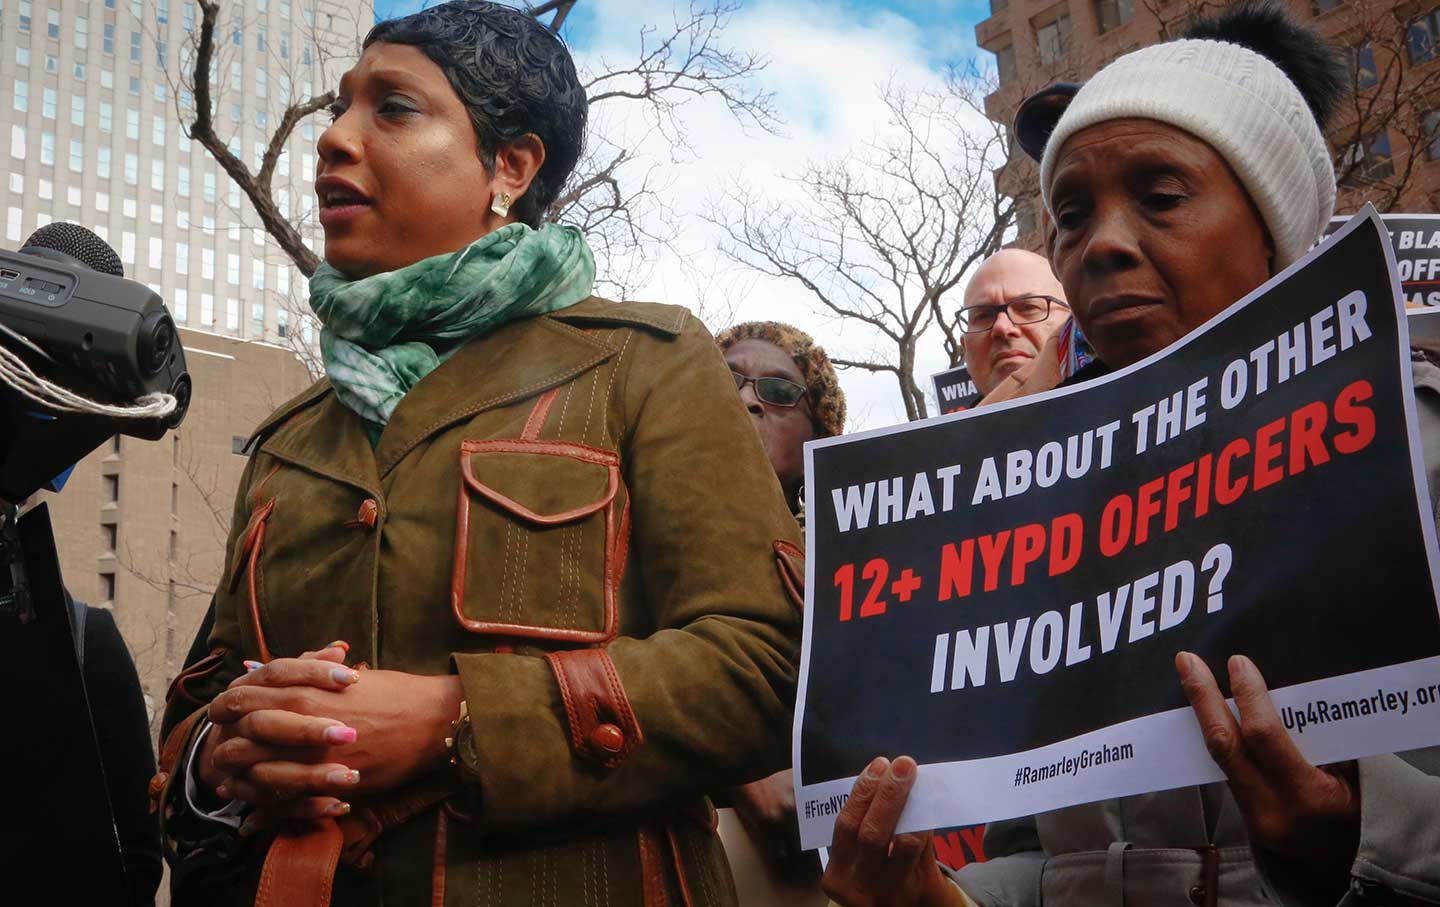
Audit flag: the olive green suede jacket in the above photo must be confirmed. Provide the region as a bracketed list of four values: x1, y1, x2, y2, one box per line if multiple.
[154, 297, 806, 907]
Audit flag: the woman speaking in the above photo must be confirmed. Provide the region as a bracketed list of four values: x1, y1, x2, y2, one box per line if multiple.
[152, 3, 802, 905]
[821, 3, 1440, 906]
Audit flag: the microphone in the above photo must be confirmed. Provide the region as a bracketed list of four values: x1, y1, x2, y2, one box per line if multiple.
[0, 224, 191, 502]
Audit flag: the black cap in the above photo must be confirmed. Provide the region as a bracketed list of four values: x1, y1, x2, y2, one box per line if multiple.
[1013, 82, 1081, 162]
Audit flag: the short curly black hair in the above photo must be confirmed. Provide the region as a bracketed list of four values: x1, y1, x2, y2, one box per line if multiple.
[366, 1, 587, 228]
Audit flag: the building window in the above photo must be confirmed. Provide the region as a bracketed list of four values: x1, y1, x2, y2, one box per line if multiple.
[71, 96, 85, 127]
[1350, 42, 1378, 89]
[103, 524, 118, 551]
[178, 166, 190, 196]
[104, 22, 115, 54]
[100, 102, 113, 133]
[40, 132, 55, 166]
[46, 8, 59, 39]
[173, 288, 188, 321]
[1095, 0, 1133, 33]
[227, 254, 240, 284]
[69, 140, 83, 173]
[73, 62, 87, 82]
[252, 261, 265, 290]
[38, 178, 53, 201]
[201, 292, 214, 326]
[97, 147, 111, 178]
[127, 109, 140, 140]
[202, 248, 214, 279]
[1342, 130, 1395, 184]
[149, 237, 163, 269]
[1410, 9, 1440, 65]
[9, 126, 24, 162]
[226, 297, 239, 330]
[16, 47, 30, 67]
[121, 231, 135, 264]
[277, 308, 289, 338]
[176, 242, 189, 274]
[96, 191, 110, 212]
[6, 208, 21, 243]
[100, 572, 116, 603]
[203, 172, 216, 202]
[12, 80, 26, 113]
[995, 44, 1017, 85]
[124, 152, 137, 185]
[42, 87, 56, 120]
[104, 474, 120, 502]
[76, 16, 89, 49]
[1036, 12, 1072, 65]
[1426, 109, 1440, 160]
[129, 75, 141, 95]
[152, 115, 166, 146]
[19, 0, 32, 32]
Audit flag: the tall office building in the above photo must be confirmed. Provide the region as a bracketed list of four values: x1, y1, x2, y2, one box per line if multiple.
[976, 0, 1440, 250]
[4, 0, 373, 724]
[1, 0, 372, 342]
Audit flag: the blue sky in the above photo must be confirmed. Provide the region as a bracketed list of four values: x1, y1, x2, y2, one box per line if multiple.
[370, 0, 989, 64]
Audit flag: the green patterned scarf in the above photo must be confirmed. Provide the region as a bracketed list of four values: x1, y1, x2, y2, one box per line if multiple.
[309, 222, 595, 441]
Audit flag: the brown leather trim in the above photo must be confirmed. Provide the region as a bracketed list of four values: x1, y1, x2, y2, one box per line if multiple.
[250, 461, 283, 508]
[521, 387, 562, 441]
[458, 439, 620, 525]
[638, 826, 670, 907]
[544, 648, 643, 769]
[255, 821, 344, 907]
[150, 707, 208, 814]
[451, 440, 623, 644]
[228, 497, 276, 594]
[165, 648, 226, 706]
[244, 504, 275, 664]
[664, 821, 699, 907]
[158, 708, 207, 778]
[430, 810, 448, 907]
[773, 539, 805, 613]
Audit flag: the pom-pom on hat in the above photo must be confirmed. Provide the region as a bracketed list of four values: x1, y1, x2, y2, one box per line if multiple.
[716, 321, 847, 438]
[1038, 0, 1341, 269]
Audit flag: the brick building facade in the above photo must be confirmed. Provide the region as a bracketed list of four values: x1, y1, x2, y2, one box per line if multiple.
[976, 0, 1440, 250]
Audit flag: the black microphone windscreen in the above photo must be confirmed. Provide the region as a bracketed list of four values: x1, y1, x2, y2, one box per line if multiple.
[20, 223, 124, 278]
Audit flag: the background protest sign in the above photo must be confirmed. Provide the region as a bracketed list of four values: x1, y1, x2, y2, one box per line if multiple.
[933, 365, 981, 414]
[794, 209, 1440, 849]
[1327, 213, 1440, 307]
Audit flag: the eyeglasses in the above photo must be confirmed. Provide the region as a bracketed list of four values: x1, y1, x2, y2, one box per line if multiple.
[957, 295, 1069, 334]
[732, 371, 808, 408]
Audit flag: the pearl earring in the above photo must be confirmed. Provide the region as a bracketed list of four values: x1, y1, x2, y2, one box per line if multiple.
[491, 192, 512, 217]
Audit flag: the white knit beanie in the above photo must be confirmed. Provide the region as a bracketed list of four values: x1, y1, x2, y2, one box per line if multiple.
[1039, 38, 1335, 268]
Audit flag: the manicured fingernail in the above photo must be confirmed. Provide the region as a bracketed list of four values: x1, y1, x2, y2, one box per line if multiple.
[331, 667, 360, 685]
[244, 660, 262, 672]
[328, 801, 351, 816]
[891, 758, 913, 779]
[215, 781, 232, 799]
[327, 769, 360, 786]
[864, 757, 887, 778]
[324, 725, 357, 745]
[327, 640, 350, 652]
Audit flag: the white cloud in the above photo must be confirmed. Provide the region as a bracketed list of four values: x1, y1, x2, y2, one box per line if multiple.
[569, 0, 988, 431]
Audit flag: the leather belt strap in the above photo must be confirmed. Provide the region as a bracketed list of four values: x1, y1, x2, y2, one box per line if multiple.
[255, 821, 344, 907]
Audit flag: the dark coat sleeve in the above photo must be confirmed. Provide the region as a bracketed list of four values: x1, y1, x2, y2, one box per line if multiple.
[83, 606, 163, 906]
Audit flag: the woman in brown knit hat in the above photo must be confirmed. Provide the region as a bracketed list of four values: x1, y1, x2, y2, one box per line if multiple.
[717, 320, 846, 518]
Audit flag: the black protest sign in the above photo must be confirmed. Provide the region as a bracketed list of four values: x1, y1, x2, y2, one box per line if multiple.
[1327, 213, 1440, 307]
[794, 210, 1440, 848]
[933, 365, 981, 414]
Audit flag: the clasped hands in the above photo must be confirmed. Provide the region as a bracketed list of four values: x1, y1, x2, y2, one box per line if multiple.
[196, 643, 464, 834]
[821, 653, 1362, 907]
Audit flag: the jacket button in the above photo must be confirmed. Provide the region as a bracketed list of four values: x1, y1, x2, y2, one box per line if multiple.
[589, 723, 625, 754]
[354, 498, 378, 529]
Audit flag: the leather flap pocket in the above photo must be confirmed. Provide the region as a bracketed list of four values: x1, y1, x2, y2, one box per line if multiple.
[460, 440, 618, 525]
[452, 440, 623, 643]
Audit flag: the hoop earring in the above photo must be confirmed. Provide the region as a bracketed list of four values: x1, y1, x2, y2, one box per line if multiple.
[491, 192, 512, 218]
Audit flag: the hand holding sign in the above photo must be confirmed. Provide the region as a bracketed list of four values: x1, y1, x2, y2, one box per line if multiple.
[1177, 652, 1360, 869]
[820, 757, 965, 907]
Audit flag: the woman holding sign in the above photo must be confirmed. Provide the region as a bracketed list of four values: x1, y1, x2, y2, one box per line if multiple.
[821, 3, 1440, 906]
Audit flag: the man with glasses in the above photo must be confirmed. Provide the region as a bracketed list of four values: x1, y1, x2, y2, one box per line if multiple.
[958, 249, 1072, 397]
